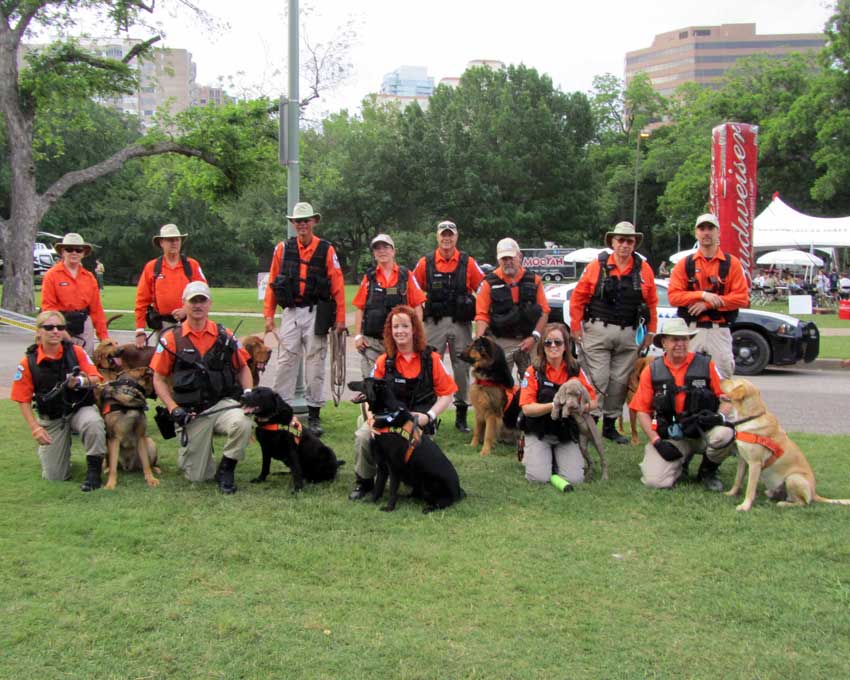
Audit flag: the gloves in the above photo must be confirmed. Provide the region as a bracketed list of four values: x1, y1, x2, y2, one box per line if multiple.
[170, 407, 193, 427]
[696, 410, 726, 430]
[654, 439, 683, 462]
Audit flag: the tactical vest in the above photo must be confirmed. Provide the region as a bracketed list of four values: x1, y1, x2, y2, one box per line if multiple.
[384, 350, 437, 414]
[271, 237, 332, 309]
[361, 267, 410, 338]
[170, 324, 240, 411]
[650, 353, 720, 438]
[521, 364, 580, 442]
[27, 341, 94, 419]
[486, 271, 542, 338]
[584, 252, 647, 328]
[677, 254, 739, 325]
[423, 252, 475, 323]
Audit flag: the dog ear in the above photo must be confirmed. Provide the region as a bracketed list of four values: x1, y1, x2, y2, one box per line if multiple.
[348, 380, 365, 393]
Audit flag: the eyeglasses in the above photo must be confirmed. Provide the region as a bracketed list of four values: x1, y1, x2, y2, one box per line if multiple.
[39, 324, 66, 331]
[292, 218, 311, 224]
[543, 339, 565, 347]
[64, 247, 86, 253]
[614, 237, 636, 245]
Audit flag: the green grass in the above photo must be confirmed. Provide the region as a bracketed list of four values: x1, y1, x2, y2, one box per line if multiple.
[1, 400, 849, 678]
[817, 336, 850, 359]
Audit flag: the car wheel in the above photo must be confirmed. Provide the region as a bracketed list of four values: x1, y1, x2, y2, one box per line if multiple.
[733, 329, 770, 376]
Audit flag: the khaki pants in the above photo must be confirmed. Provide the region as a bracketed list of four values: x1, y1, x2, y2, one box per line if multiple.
[36, 405, 106, 481]
[69, 317, 97, 357]
[639, 425, 736, 489]
[177, 398, 253, 482]
[272, 306, 329, 407]
[425, 316, 471, 405]
[523, 433, 585, 485]
[353, 417, 376, 480]
[493, 336, 534, 382]
[358, 336, 386, 380]
[688, 324, 735, 379]
[579, 320, 637, 418]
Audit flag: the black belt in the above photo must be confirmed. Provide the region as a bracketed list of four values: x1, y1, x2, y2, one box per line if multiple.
[694, 321, 727, 329]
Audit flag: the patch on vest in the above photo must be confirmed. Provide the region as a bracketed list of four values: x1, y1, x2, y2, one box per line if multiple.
[14, 364, 23, 381]
[691, 379, 707, 388]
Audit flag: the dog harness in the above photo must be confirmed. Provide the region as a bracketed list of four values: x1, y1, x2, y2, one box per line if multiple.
[473, 380, 519, 415]
[735, 430, 785, 469]
[372, 419, 421, 464]
[258, 415, 303, 446]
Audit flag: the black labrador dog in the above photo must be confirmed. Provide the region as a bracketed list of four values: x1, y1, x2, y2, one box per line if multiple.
[348, 378, 464, 513]
[241, 387, 343, 491]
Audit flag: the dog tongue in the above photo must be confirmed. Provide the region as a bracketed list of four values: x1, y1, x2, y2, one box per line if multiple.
[113, 357, 123, 367]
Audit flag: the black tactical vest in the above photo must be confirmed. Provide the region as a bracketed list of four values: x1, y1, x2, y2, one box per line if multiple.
[27, 341, 94, 419]
[271, 237, 332, 309]
[423, 252, 475, 322]
[486, 270, 542, 339]
[521, 364, 580, 442]
[384, 350, 437, 414]
[170, 325, 240, 411]
[650, 353, 720, 437]
[361, 267, 410, 338]
[584, 252, 647, 329]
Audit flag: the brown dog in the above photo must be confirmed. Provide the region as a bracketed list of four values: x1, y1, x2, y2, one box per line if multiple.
[95, 379, 159, 489]
[240, 335, 272, 387]
[721, 377, 850, 511]
[93, 338, 156, 394]
[617, 354, 653, 445]
[551, 378, 608, 481]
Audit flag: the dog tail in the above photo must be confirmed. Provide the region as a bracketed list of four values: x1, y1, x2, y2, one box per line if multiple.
[106, 314, 123, 328]
[813, 495, 850, 506]
[336, 460, 346, 468]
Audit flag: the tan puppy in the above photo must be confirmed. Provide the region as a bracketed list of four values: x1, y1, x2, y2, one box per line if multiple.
[240, 335, 272, 387]
[551, 378, 608, 481]
[617, 355, 653, 445]
[721, 377, 850, 511]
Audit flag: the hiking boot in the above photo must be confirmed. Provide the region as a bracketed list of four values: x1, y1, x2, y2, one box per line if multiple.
[454, 404, 471, 433]
[348, 475, 374, 501]
[307, 406, 324, 437]
[697, 457, 723, 492]
[216, 456, 238, 494]
[602, 416, 629, 445]
[80, 455, 103, 492]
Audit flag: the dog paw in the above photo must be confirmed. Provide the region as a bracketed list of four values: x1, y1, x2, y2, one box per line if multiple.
[480, 449, 490, 457]
[145, 476, 160, 487]
[104, 479, 117, 491]
[250, 476, 266, 484]
[724, 488, 739, 497]
[735, 502, 752, 512]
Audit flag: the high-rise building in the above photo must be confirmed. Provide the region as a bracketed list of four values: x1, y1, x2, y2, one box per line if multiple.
[380, 65, 435, 97]
[625, 23, 825, 96]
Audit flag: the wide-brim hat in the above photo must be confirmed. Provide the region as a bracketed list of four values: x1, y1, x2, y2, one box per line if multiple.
[605, 221, 643, 249]
[55, 233, 93, 256]
[286, 202, 321, 221]
[653, 317, 698, 349]
[371, 233, 395, 249]
[153, 223, 188, 245]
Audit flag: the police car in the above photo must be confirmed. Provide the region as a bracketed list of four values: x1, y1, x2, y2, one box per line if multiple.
[545, 279, 820, 375]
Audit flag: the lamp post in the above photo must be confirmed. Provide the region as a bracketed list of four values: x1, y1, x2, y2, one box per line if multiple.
[632, 131, 650, 227]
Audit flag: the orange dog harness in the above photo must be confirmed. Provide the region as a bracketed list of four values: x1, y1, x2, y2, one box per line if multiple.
[372, 419, 421, 464]
[259, 415, 302, 445]
[735, 431, 784, 468]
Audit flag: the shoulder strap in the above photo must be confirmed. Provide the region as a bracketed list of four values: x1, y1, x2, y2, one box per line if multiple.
[180, 254, 192, 280]
[398, 266, 409, 295]
[425, 253, 435, 286]
[456, 252, 469, 290]
[650, 356, 672, 387]
[153, 256, 163, 278]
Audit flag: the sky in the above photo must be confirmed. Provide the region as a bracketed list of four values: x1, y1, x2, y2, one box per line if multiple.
[59, 0, 838, 115]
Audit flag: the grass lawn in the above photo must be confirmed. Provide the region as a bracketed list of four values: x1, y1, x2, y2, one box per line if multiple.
[1, 400, 849, 678]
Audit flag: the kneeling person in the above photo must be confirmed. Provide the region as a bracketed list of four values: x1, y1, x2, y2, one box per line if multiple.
[151, 282, 254, 494]
[629, 318, 735, 491]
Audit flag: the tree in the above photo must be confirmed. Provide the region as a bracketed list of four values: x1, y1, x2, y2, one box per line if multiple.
[0, 1, 219, 313]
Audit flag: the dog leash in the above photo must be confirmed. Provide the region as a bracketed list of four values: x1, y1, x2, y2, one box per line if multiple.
[178, 403, 245, 446]
[330, 327, 349, 407]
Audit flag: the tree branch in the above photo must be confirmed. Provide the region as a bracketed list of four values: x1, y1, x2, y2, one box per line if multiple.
[122, 35, 161, 63]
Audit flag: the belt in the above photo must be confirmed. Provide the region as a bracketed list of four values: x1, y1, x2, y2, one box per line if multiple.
[692, 321, 726, 329]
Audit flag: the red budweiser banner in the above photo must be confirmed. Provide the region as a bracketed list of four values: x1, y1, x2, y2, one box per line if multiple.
[710, 123, 758, 286]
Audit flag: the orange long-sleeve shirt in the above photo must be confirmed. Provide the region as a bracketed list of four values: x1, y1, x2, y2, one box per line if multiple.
[667, 250, 749, 324]
[11, 343, 103, 402]
[134, 256, 206, 329]
[629, 352, 725, 415]
[474, 265, 550, 324]
[150, 319, 249, 376]
[412, 249, 485, 294]
[41, 262, 108, 340]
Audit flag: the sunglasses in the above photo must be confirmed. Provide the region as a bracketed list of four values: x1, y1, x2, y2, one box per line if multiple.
[614, 237, 636, 244]
[291, 218, 311, 224]
[40, 324, 67, 331]
[64, 247, 86, 253]
[543, 339, 565, 347]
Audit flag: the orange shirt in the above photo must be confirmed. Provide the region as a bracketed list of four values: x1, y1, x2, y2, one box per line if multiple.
[519, 362, 596, 406]
[134, 256, 206, 329]
[11, 343, 103, 403]
[150, 319, 249, 376]
[412, 249, 485, 294]
[352, 264, 427, 310]
[41, 262, 108, 340]
[568, 254, 659, 334]
[629, 352, 725, 415]
[474, 265, 550, 324]
[262, 236, 346, 323]
[372, 351, 458, 397]
[667, 249, 749, 324]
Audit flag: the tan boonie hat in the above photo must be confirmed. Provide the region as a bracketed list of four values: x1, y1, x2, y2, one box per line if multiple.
[694, 213, 720, 229]
[286, 202, 321, 221]
[496, 237, 521, 259]
[153, 223, 188, 245]
[437, 220, 458, 234]
[182, 281, 211, 301]
[370, 233, 395, 249]
[55, 233, 93, 255]
[605, 221, 643, 249]
[653, 317, 698, 349]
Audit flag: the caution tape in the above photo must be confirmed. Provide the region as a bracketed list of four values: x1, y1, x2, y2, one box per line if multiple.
[0, 307, 38, 332]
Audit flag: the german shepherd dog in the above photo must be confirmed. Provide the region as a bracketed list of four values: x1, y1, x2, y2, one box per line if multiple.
[348, 378, 464, 513]
[241, 387, 343, 491]
[92, 338, 156, 397]
[460, 336, 520, 456]
[95, 378, 160, 489]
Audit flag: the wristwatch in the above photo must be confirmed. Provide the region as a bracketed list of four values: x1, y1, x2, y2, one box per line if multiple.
[531, 330, 541, 340]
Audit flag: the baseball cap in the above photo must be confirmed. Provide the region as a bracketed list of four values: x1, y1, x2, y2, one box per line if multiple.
[182, 281, 211, 301]
[371, 234, 395, 249]
[695, 213, 720, 229]
[436, 220, 458, 234]
[496, 238, 521, 259]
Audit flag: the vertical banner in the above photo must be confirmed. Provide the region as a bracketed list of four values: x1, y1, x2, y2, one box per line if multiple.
[710, 123, 758, 286]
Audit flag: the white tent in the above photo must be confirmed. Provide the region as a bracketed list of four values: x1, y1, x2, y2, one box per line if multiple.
[565, 247, 608, 263]
[754, 195, 850, 248]
[756, 249, 824, 267]
[668, 244, 698, 263]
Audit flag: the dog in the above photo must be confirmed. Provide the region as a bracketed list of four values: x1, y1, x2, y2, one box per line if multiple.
[94, 378, 159, 489]
[241, 387, 343, 491]
[460, 336, 519, 456]
[617, 354, 653, 445]
[240, 335, 272, 388]
[551, 378, 608, 481]
[721, 377, 850, 511]
[348, 378, 464, 513]
[92, 338, 156, 396]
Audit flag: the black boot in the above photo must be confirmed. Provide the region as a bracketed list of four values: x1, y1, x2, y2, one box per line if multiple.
[80, 455, 103, 492]
[454, 404, 471, 433]
[602, 416, 628, 445]
[307, 406, 324, 437]
[696, 457, 723, 492]
[216, 456, 238, 494]
[348, 475, 374, 501]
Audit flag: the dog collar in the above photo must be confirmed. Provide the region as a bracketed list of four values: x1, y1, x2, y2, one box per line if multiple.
[372, 419, 421, 464]
[735, 430, 784, 468]
[259, 415, 302, 445]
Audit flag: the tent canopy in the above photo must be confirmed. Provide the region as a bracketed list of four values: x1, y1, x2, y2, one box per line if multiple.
[668, 244, 698, 263]
[565, 247, 609, 263]
[754, 195, 850, 248]
[756, 249, 824, 267]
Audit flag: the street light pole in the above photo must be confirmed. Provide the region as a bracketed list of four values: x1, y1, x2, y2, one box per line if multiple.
[632, 131, 650, 227]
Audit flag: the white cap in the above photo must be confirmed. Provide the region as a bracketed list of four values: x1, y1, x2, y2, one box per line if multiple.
[496, 237, 521, 259]
[182, 281, 211, 301]
[436, 220, 458, 234]
[370, 234, 395, 249]
[695, 213, 720, 229]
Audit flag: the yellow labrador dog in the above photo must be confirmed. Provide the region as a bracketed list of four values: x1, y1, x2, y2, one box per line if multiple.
[721, 377, 850, 511]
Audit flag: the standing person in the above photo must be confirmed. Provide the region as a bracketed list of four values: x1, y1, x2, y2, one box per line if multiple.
[412, 220, 485, 433]
[658, 260, 669, 278]
[263, 202, 346, 437]
[151, 282, 254, 494]
[134, 223, 206, 349]
[629, 317, 736, 491]
[840, 272, 850, 300]
[568, 222, 658, 444]
[667, 213, 750, 378]
[352, 234, 426, 379]
[11, 311, 106, 491]
[94, 259, 105, 290]
[519, 323, 597, 486]
[41, 233, 110, 354]
[474, 238, 549, 380]
[349, 305, 457, 500]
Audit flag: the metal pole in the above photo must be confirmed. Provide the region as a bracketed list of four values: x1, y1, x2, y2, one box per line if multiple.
[632, 133, 641, 227]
